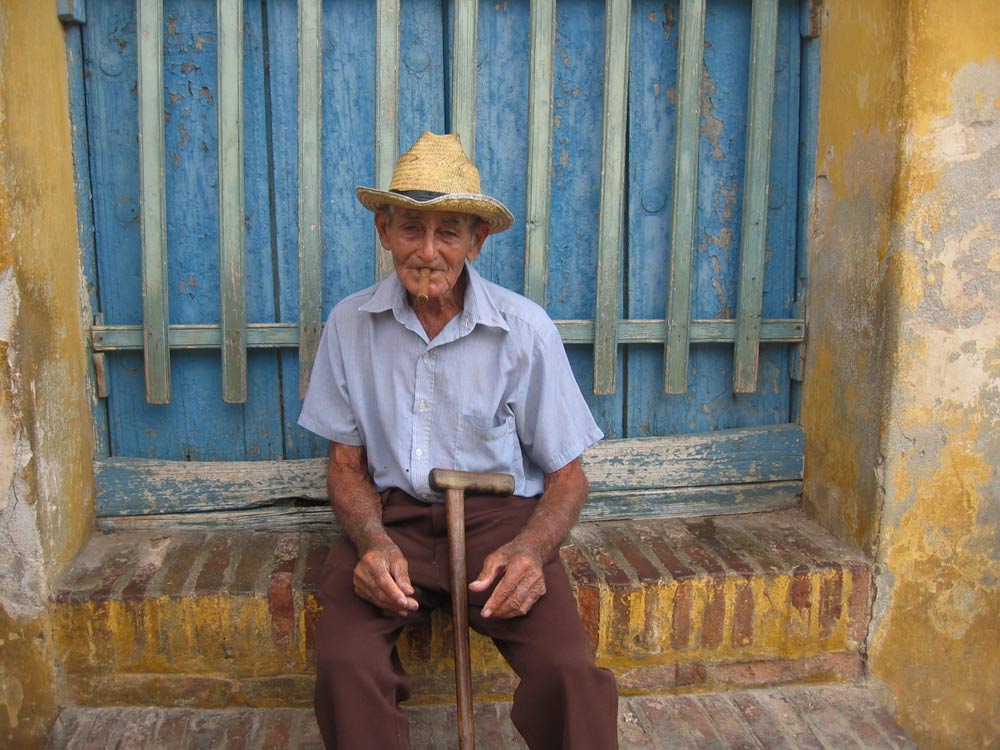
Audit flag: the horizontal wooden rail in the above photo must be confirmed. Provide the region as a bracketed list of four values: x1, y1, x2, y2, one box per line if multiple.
[91, 318, 805, 351]
[95, 424, 804, 520]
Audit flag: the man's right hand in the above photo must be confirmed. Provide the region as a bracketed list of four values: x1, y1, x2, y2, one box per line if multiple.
[353, 538, 419, 617]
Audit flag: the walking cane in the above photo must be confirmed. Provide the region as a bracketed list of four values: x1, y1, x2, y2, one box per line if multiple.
[429, 468, 516, 750]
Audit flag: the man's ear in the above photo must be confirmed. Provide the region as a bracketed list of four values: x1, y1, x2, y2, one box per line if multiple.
[374, 209, 392, 250]
[466, 220, 490, 261]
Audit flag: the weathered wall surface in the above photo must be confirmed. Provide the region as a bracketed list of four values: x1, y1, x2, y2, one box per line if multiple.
[802, 0, 906, 556]
[0, 1, 96, 747]
[806, 1, 1000, 748]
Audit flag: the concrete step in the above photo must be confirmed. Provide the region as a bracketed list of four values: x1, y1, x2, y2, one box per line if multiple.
[45, 685, 917, 749]
[52, 509, 871, 707]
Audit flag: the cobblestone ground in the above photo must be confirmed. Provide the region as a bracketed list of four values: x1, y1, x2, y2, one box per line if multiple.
[46, 684, 917, 749]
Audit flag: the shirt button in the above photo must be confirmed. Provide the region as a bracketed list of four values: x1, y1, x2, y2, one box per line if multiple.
[418, 400, 427, 410]
[422, 352, 431, 362]
[415, 448, 424, 458]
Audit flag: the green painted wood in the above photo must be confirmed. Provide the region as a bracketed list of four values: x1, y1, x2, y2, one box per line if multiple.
[136, 0, 170, 404]
[95, 481, 801, 531]
[375, 0, 400, 281]
[298, 0, 323, 398]
[592, 0, 631, 396]
[217, 0, 247, 403]
[523, 0, 557, 307]
[451, 0, 478, 156]
[95, 424, 803, 515]
[663, 0, 706, 395]
[733, 0, 780, 394]
[90, 318, 806, 350]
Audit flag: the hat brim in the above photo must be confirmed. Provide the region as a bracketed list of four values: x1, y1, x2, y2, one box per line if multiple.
[356, 187, 514, 234]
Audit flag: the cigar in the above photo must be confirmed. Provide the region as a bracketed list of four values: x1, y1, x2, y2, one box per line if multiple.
[417, 268, 431, 304]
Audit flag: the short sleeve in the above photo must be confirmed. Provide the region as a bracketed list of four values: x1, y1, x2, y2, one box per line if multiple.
[297, 311, 364, 446]
[513, 320, 604, 474]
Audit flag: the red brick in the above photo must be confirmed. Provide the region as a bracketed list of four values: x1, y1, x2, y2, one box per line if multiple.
[729, 692, 796, 750]
[732, 577, 755, 647]
[685, 519, 756, 576]
[195, 534, 237, 594]
[790, 567, 812, 611]
[151, 712, 189, 748]
[187, 710, 233, 750]
[300, 533, 332, 593]
[675, 661, 707, 687]
[697, 693, 765, 750]
[636, 695, 706, 747]
[90, 544, 142, 601]
[632, 522, 696, 580]
[224, 709, 256, 750]
[607, 527, 662, 583]
[673, 695, 726, 749]
[268, 535, 300, 647]
[673, 526, 727, 579]
[818, 568, 844, 638]
[152, 533, 208, 597]
[231, 533, 279, 594]
[712, 653, 862, 688]
[754, 691, 827, 750]
[255, 710, 294, 749]
[814, 686, 900, 748]
[701, 578, 726, 649]
[561, 543, 601, 648]
[845, 560, 872, 643]
[122, 538, 171, 601]
[714, 521, 788, 575]
[583, 527, 632, 588]
[617, 663, 678, 691]
[671, 580, 694, 651]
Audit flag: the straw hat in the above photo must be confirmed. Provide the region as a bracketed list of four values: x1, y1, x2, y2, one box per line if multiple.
[356, 132, 514, 234]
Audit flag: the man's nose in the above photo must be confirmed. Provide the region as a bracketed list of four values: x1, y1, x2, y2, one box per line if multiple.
[416, 231, 437, 260]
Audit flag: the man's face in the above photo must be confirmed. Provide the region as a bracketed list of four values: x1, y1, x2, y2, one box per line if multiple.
[375, 207, 489, 305]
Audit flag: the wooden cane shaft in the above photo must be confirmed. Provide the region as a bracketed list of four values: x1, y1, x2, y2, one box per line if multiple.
[445, 487, 476, 750]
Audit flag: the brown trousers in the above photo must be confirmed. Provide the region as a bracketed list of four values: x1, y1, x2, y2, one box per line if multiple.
[313, 490, 619, 750]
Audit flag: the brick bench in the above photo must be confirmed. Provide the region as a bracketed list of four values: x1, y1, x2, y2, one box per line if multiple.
[52, 509, 870, 708]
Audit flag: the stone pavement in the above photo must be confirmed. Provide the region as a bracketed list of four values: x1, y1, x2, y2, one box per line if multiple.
[46, 684, 917, 749]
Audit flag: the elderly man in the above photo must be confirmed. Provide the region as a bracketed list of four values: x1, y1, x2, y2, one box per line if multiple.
[299, 132, 619, 750]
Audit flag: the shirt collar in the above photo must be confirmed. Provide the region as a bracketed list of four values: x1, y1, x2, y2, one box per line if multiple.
[358, 262, 510, 335]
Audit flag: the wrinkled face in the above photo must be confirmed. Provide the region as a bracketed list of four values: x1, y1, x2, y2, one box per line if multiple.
[375, 207, 489, 306]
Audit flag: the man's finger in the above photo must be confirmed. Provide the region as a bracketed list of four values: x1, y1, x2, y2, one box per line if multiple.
[469, 554, 506, 593]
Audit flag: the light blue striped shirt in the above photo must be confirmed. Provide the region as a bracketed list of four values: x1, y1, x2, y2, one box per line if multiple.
[298, 263, 603, 501]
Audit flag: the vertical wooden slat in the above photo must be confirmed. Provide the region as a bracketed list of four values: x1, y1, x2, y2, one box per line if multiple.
[523, 0, 557, 307]
[218, 0, 247, 403]
[451, 0, 478, 156]
[592, 0, 631, 395]
[137, 0, 170, 404]
[298, 0, 324, 398]
[374, 0, 400, 280]
[663, 0, 706, 394]
[733, 0, 779, 393]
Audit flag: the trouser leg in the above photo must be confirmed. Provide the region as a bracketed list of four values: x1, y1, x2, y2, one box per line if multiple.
[463, 496, 620, 750]
[313, 534, 418, 750]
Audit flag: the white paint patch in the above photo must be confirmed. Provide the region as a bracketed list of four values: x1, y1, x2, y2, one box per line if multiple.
[0, 268, 46, 618]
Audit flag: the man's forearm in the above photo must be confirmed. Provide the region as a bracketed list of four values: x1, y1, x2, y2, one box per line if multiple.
[327, 442, 393, 554]
[512, 458, 589, 561]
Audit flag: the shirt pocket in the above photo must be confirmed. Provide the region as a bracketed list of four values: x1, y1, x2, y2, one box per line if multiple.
[457, 413, 523, 482]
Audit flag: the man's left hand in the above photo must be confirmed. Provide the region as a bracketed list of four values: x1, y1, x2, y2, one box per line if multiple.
[469, 539, 546, 618]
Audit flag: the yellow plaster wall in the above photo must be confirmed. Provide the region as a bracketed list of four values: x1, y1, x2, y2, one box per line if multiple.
[801, 0, 907, 554]
[807, 1, 1000, 747]
[0, 0, 96, 746]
